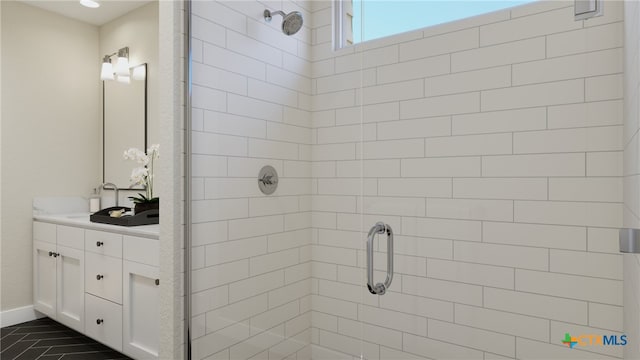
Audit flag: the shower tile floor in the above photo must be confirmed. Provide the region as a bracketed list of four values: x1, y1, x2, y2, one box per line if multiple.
[0, 318, 130, 360]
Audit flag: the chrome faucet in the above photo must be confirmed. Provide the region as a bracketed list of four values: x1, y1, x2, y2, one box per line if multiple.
[101, 182, 119, 207]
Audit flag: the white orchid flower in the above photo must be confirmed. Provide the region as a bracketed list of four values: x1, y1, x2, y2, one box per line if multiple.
[123, 148, 149, 165]
[130, 166, 149, 186]
[123, 144, 159, 202]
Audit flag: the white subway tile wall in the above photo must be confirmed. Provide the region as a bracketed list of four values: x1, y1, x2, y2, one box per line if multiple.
[307, 1, 623, 360]
[624, 1, 640, 360]
[191, 0, 313, 359]
[191, 0, 624, 359]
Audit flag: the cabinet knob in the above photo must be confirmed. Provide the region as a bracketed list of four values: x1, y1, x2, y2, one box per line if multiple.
[155, 279, 160, 286]
[96, 274, 103, 280]
[96, 319, 103, 325]
[53, 253, 59, 258]
[48, 251, 53, 257]
[96, 241, 104, 247]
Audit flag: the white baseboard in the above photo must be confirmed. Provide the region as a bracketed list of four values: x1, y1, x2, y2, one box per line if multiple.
[0, 305, 45, 327]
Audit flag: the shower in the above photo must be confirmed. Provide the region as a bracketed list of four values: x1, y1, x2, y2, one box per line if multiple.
[263, 9, 303, 36]
[185, 1, 629, 359]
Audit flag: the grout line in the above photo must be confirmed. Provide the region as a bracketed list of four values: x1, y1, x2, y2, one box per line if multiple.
[0, 328, 17, 340]
[34, 346, 54, 360]
[585, 152, 588, 177]
[0, 333, 30, 355]
[11, 340, 39, 360]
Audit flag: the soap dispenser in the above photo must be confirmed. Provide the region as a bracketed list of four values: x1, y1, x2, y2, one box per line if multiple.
[89, 188, 101, 213]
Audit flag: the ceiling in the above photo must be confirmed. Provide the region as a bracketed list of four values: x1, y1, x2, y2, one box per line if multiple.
[20, 0, 152, 26]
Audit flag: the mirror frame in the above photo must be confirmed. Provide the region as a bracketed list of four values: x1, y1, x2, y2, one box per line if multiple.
[102, 63, 148, 190]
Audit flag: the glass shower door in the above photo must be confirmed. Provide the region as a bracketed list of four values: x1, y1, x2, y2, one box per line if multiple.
[315, 1, 626, 360]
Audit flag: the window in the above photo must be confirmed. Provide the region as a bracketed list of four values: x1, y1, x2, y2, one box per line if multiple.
[336, 0, 536, 48]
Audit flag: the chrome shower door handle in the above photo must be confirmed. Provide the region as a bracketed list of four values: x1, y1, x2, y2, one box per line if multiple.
[366, 222, 394, 295]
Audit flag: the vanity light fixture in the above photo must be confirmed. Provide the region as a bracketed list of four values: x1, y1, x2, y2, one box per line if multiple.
[80, 0, 100, 8]
[101, 47, 143, 83]
[100, 55, 114, 81]
[115, 47, 130, 77]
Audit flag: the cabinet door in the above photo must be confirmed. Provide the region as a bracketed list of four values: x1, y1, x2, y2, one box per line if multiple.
[123, 261, 159, 359]
[33, 240, 57, 318]
[56, 245, 84, 332]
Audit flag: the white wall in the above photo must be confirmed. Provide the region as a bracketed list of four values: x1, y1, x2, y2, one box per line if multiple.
[1, 1, 101, 311]
[189, 1, 313, 359]
[157, 0, 185, 358]
[0, 0, 4, 320]
[623, 1, 640, 359]
[309, 1, 624, 359]
[100, 1, 159, 148]
[99, 2, 159, 196]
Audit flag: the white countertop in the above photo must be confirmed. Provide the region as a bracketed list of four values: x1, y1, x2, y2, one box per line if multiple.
[34, 212, 160, 239]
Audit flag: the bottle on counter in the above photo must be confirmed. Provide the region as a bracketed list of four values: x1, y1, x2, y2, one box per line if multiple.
[89, 188, 101, 213]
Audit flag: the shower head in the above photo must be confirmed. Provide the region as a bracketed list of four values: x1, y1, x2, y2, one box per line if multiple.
[264, 9, 304, 36]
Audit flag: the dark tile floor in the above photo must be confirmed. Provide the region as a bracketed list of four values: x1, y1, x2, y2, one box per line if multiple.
[1, 317, 131, 360]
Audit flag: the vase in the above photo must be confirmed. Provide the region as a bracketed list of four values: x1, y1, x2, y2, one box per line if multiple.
[134, 201, 159, 215]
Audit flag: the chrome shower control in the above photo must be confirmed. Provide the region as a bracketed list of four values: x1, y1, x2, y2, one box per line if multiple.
[258, 165, 278, 195]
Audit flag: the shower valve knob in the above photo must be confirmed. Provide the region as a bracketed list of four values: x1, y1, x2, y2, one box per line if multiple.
[259, 174, 276, 185]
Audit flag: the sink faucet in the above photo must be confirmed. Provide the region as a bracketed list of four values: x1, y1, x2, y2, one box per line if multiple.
[101, 182, 119, 207]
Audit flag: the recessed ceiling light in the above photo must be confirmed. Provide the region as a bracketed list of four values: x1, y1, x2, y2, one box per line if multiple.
[80, 0, 100, 8]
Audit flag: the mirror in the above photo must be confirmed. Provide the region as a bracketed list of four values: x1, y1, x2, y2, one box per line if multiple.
[103, 63, 147, 189]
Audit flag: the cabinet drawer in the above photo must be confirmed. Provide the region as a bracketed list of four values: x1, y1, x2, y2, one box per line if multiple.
[123, 236, 159, 267]
[57, 226, 84, 250]
[85, 252, 122, 304]
[85, 230, 122, 258]
[33, 222, 56, 244]
[84, 293, 122, 351]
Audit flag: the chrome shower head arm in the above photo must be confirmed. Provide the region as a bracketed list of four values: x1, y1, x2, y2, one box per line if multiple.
[264, 9, 286, 22]
[264, 9, 303, 35]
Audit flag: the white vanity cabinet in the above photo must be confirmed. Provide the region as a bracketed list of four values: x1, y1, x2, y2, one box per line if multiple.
[123, 258, 160, 358]
[122, 235, 160, 359]
[33, 222, 85, 333]
[33, 219, 159, 360]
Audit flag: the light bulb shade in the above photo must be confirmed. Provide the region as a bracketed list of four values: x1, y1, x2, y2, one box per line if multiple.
[117, 74, 130, 84]
[132, 65, 146, 80]
[100, 62, 114, 80]
[116, 56, 130, 77]
[80, 0, 100, 8]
